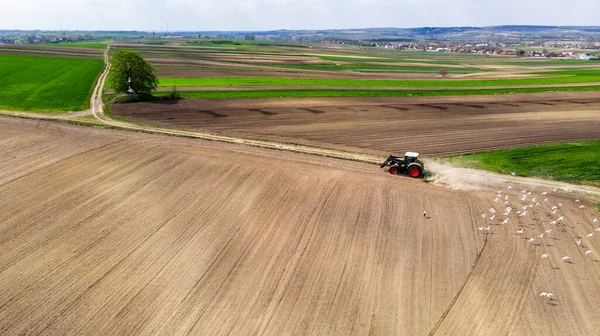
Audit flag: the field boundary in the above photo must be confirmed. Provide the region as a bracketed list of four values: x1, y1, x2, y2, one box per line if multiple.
[428, 232, 489, 335]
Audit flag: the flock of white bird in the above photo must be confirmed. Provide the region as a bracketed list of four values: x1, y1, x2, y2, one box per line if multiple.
[479, 185, 599, 303]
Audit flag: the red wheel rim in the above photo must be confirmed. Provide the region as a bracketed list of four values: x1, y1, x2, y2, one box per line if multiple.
[409, 167, 420, 177]
[390, 167, 398, 174]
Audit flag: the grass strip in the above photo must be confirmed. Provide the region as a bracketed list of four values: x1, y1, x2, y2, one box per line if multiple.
[150, 85, 600, 100]
[445, 141, 600, 186]
[155, 74, 600, 88]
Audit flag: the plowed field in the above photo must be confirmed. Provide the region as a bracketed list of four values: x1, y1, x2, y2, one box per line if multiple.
[1, 117, 599, 335]
[112, 91, 600, 156]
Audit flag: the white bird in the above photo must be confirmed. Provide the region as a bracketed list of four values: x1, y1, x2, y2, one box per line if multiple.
[507, 186, 512, 189]
[595, 228, 600, 232]
[522, 206, 528, 210]
[540, 292, 550, 297]
[558, 203, 562, 206]
[575, 199, 581, 203]
[541, 192, 548, 195]
[538, 233, 545, 239]
[502, 218, 509, 225]
[489, 208, 496, 214]
[551, 206, 558, 210]
[521, 196, 527, 201]
[544, 198, 549, 202]
[576, 238, 582, 245]
[587, 233, 594, 238]
[494, 197, 499, 202]
[561, 256, 570, 261]
[535, 202, 541, 206]
[527, 192, 532, 195]
[511, 172, 515, 176]
[482, 213, 487, 218]
[518, 228, 524, 234]
[545, 229, 552, 234]
[505, 195, 509, 200]
[542, 253, 549, 259]
[585, 250, 593, 256]
[489, 215, 495, 221]
[553, 188, 558, 192]
[580, 205, 585, 209]
[478, 226, 486, 231]
[519, 211, 528, 217]
[552, 210, 557, 215]
[594, 218, 597, 223]
[550, 221, 557, 225]
[557, 216, 564, 222]
[528, 238, 535, 243]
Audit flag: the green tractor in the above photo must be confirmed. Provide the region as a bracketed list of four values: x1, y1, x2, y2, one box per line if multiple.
[380, 152, 424, 178]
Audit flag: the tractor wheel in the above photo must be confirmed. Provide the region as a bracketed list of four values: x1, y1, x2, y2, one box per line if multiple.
[389, 166, 399, 175]
[408, 164, 423, 178]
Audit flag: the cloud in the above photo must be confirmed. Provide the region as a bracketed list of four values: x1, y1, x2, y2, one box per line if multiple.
[1, 0, 599, 31]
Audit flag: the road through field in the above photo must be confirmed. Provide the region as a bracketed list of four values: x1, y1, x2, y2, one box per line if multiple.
[1, 117, 600, 335]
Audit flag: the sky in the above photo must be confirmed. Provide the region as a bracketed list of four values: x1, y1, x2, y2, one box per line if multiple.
[3, 0, 600, 31]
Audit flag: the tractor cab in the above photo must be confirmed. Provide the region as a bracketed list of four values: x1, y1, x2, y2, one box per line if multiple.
[380, 152, 424, 178]
[404, 152, 419, 164]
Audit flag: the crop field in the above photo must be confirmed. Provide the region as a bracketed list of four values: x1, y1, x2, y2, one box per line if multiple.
[1, 116, 599, 335]
[100, 41, 600, 105]
[112, 91, 600, 156]
[0, 44, 104, 59]
[2, 38, 599, 335]
[0, 54, 104, 112]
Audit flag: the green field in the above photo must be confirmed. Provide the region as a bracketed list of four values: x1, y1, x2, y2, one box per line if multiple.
[446, 141, 600, 186]
[0, 54, 104, 112]
[154, 72, 600, 88]
[151, 85, 600, 99]
[259, 63, 485, 73]
[40, 41, 110, 49]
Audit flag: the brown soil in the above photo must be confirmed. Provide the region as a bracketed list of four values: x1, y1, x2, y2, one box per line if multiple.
[111, 91, 600, 156]
[1, 116, 599, 335]
[0, 45, 103, 55]
[0, 49, 102, 60]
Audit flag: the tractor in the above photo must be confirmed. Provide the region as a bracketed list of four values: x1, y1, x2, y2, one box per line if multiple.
[380, 152, 424, 178]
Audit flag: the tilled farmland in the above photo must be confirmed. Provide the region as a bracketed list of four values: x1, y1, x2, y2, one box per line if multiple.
[112, 91, 600, 156]
[1, 117, 599, 335]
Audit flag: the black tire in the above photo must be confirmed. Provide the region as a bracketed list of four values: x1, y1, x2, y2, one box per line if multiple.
[407, 164, 423, 178]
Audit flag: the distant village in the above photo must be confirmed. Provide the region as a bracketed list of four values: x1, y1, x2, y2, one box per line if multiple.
[1, 31, 599, 60]
[372, 42, 599, 60]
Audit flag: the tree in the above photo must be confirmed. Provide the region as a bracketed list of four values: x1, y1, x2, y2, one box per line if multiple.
[440, 68, 449, 77]
[109, 50, 158, 94]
